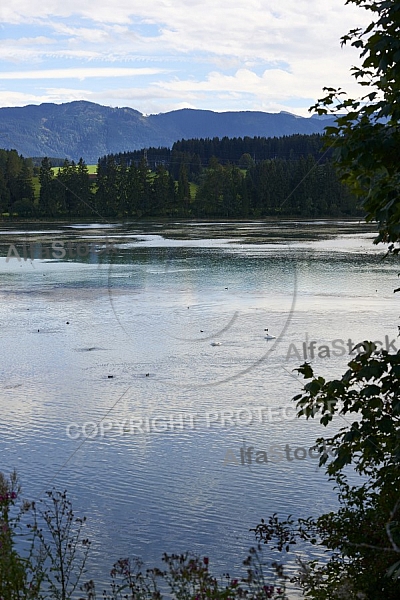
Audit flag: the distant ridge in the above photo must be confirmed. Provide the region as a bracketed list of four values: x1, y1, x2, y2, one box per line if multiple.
[0, 101, 336, 163]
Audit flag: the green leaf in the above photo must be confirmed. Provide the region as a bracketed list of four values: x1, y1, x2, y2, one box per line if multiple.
[378, 416, 395, 433]
[361, 384, 381, 398]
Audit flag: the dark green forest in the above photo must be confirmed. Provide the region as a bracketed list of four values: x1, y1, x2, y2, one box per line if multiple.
[0, 134, 361, 219]
[0, 149, 36, 217]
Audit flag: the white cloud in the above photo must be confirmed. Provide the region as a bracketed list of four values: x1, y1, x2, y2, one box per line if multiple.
[0, 0, 373, 113]
[151, 58, 368, 114]
[1, 1, 369, 57]
[0, 67, 167, 80]
[0, 90, 62, 105]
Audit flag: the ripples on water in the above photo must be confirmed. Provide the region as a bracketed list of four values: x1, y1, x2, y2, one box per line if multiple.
[0, 220, 398, 593]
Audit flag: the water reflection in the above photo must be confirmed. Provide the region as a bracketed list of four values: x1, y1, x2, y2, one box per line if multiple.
[0, 220, 397, 593]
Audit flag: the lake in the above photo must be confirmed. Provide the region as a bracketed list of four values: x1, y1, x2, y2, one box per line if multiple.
[0, 219, 398, 594]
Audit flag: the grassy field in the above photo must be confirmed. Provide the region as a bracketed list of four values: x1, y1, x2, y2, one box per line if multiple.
[51, 165, 97, 175]
[32, 176, 40, 200]
[189, 182, 198, 197]
[44, 166, 198, 200]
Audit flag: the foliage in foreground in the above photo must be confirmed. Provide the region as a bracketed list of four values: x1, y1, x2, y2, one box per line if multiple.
[0, 474, 91, 600]
[0, 471, 287, 600]
[253, 344, 400, 599]
[311, 0, 400, 250]
[251, 3, 400, 591]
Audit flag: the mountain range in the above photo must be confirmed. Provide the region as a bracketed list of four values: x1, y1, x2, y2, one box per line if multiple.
[0, 101, 336, 163]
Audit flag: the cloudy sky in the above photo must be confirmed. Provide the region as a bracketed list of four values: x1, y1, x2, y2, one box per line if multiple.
[0, 0, 369, 116]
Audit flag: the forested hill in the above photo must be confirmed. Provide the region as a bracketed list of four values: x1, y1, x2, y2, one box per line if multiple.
[0, 101, 336, 163]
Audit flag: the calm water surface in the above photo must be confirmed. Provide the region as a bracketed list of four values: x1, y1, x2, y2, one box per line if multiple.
[0, 220, 398, 593]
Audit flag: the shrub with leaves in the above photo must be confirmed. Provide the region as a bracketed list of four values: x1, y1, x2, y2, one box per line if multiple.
[253, 345, 400, 599]
[31, 489, 91, 600]
[80, 548, 287, 600]
[311, 0, 400, 251]
[0, 470, 41, 600]
[1, 473, 286, 600]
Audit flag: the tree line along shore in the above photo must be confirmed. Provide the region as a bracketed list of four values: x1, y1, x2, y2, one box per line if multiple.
[0, 133, 361, 220]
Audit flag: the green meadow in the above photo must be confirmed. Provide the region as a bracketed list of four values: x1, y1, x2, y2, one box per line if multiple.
[51, 164, 98, 175]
